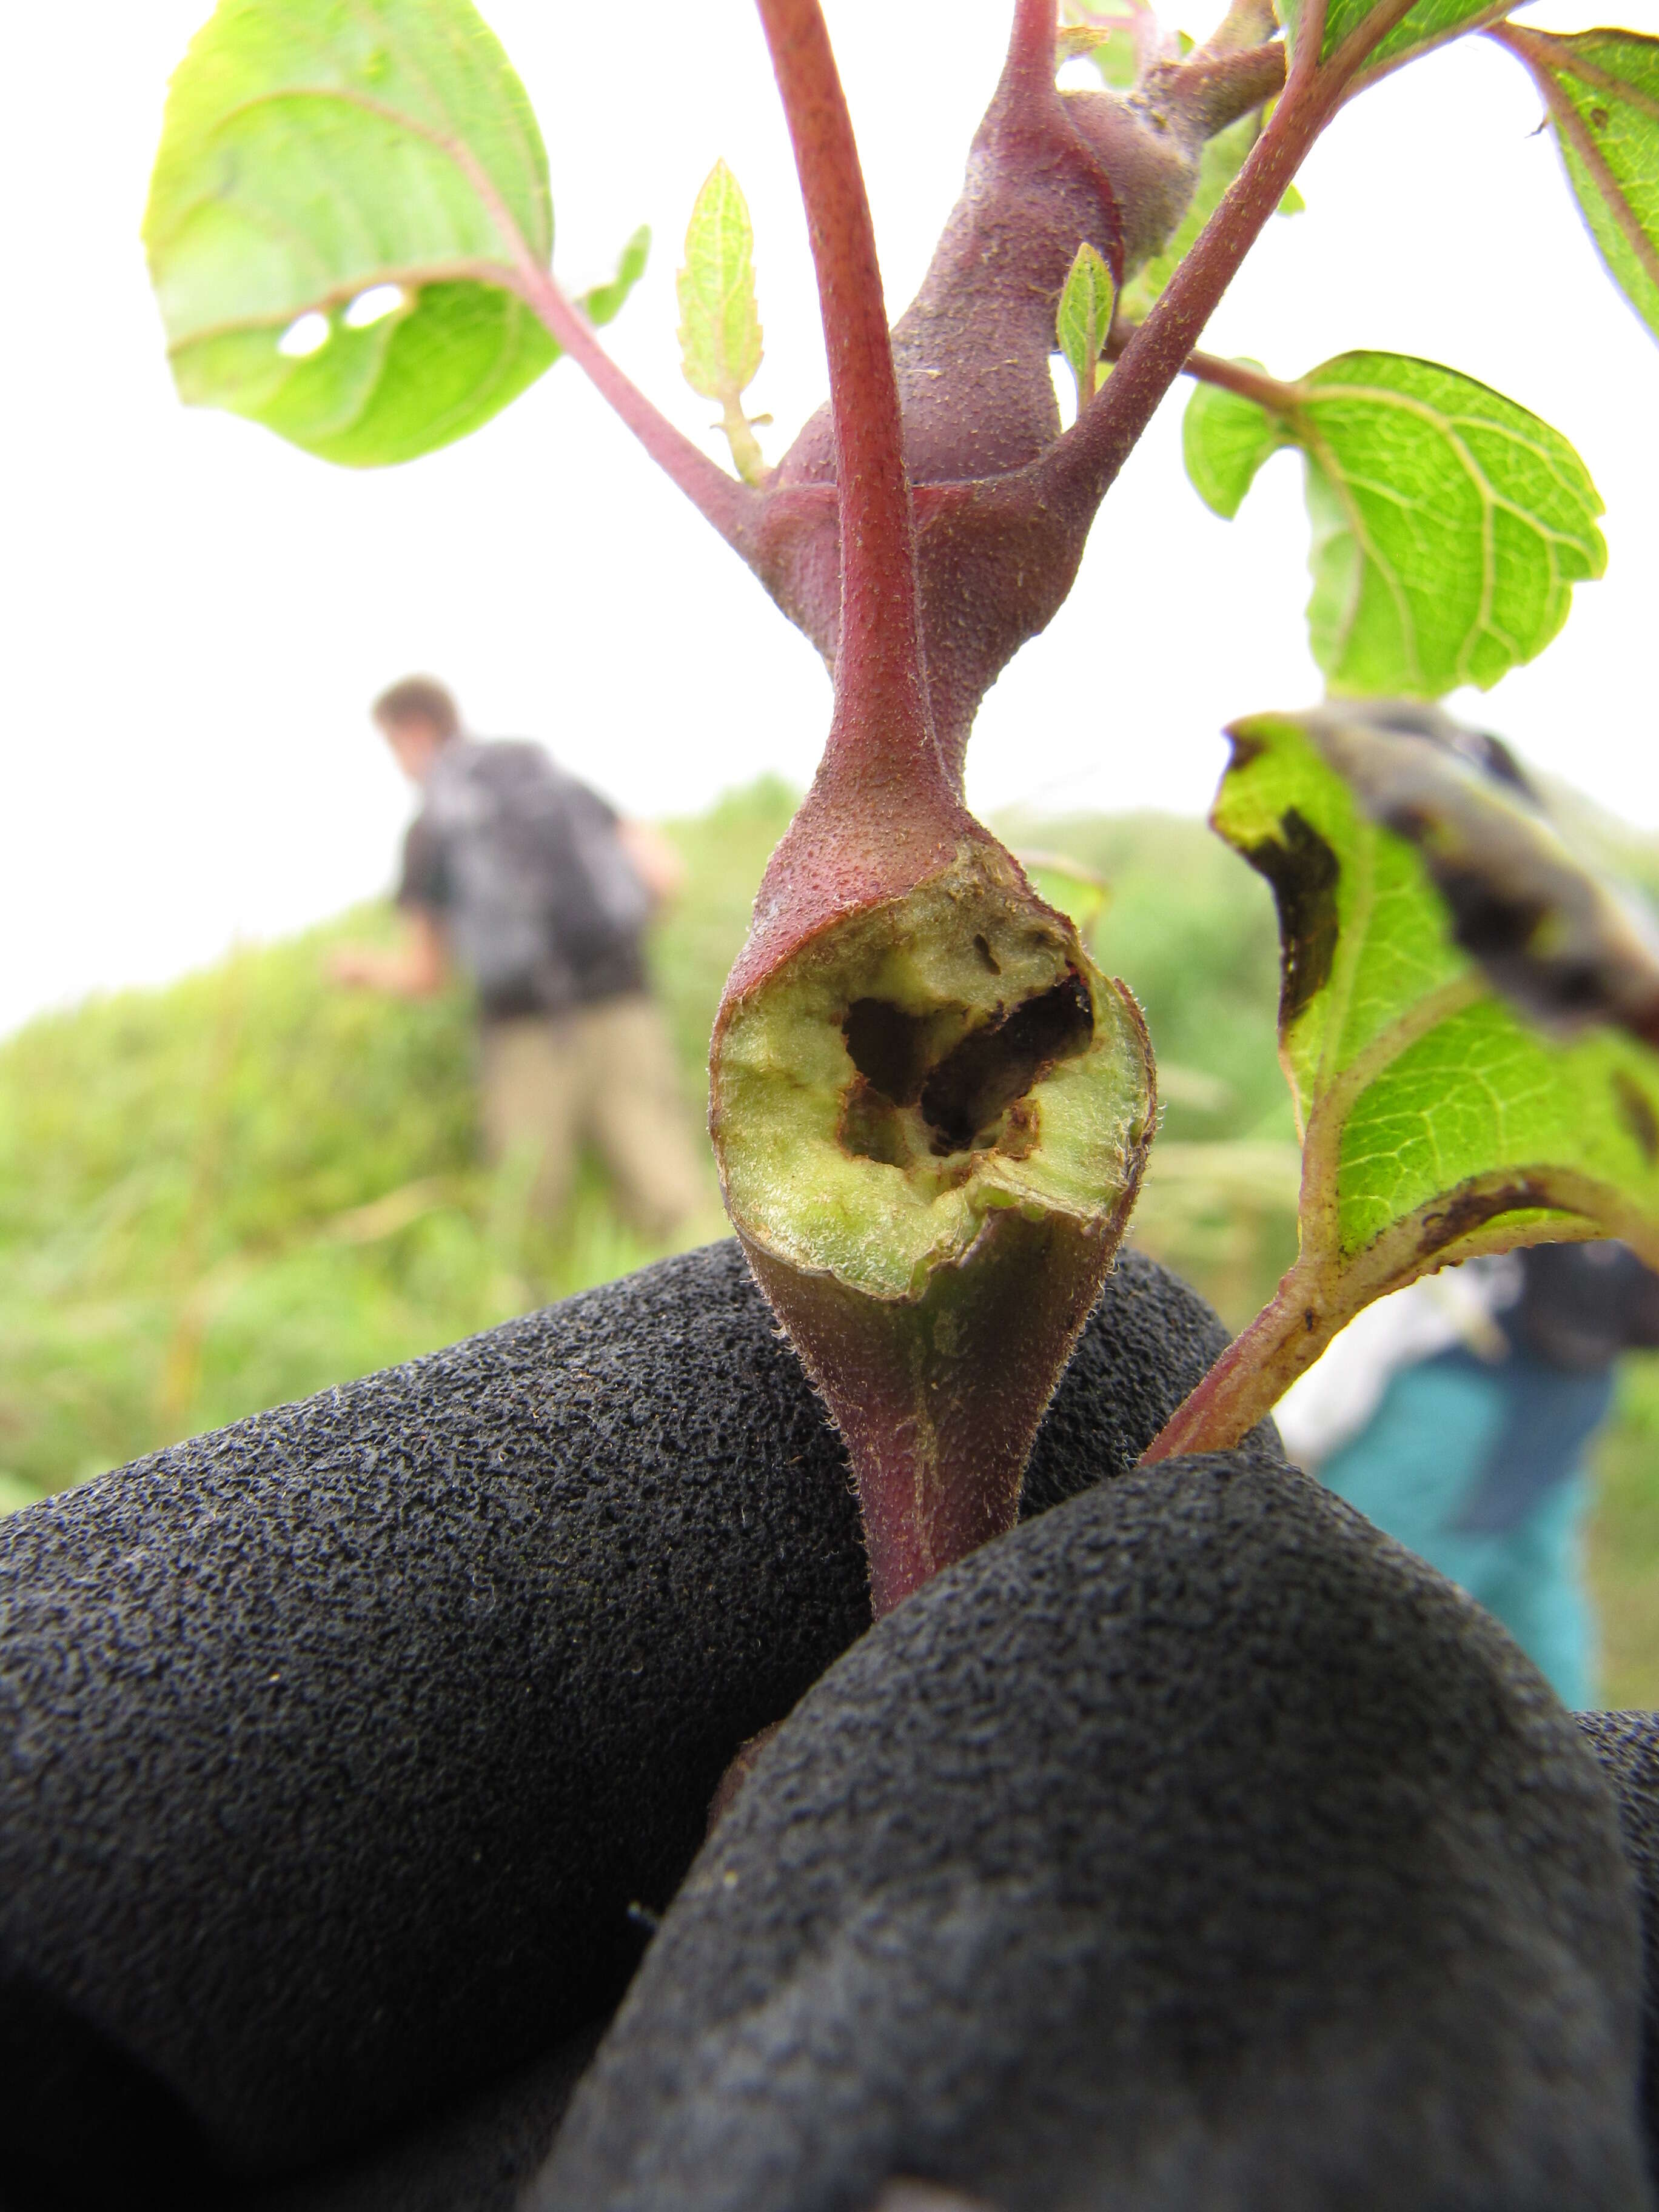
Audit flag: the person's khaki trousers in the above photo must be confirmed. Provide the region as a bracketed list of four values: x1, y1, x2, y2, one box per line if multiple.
[480, 995, 706, 1240]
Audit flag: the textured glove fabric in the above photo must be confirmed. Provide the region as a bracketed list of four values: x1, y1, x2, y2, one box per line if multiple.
[535, 1453, 1651, 2212]
[0, 1241, 1245, 2202]
[1579, 1711, 1659, 2182]
[240, 2024, 606, 2212]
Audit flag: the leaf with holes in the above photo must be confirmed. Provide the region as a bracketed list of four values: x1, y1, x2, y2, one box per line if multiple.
[1056, 241, 1116, 411]
[144, 0, 645, 464]
[1146, 701, 1659, 1459]
[1279, 0, 1507, 81]
[1498, 25, 1659, 344]
[1182, 352, 1605, 697]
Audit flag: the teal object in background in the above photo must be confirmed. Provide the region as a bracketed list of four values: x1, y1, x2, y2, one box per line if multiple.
[1321, 1347, 1611, 1710]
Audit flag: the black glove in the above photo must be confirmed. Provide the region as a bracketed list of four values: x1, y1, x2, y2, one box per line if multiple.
[537, 1452, 1647, 2212]
[0, 1242, 1248, 2204]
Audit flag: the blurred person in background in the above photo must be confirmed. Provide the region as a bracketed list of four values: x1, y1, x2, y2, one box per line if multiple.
[1278, 1241, 1659, 1709]
[332, 675, 706, 1242]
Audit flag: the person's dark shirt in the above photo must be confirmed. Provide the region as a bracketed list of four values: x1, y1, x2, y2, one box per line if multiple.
[1504, 1241, 1659, 1372]
[396, 737, 649, 1020]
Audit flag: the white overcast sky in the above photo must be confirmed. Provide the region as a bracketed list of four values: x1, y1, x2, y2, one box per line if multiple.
[4, 0, 1657, 1036]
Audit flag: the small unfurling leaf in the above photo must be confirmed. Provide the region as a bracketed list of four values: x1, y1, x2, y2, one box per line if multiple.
[1081, 25, 1140, 85]
[677, 160, 769, 483]
[1056, 241, 1117, 413]
[1059, 0, 1144, 85]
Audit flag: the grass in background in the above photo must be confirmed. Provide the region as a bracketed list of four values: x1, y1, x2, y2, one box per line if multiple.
[0, 779, 794, 1506]
[4, 779, 1657, 1700]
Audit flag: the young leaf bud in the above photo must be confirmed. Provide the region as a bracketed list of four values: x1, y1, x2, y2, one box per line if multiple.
[1057, 240, 1118, 411]
[678, 161, 769, 484]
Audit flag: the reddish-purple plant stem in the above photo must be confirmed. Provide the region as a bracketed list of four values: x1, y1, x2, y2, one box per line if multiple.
[1007, 0, 1060, 93]
[507, 261, 762, 557]
[1037, 0, 1420, 523]
[1170, 45, 1293, 133]
[1179, 348, 1299, 412]
[1107, 320, 1301, 414]
[1138, 1265, 1322, 1464]
[754, 0, 942, 797]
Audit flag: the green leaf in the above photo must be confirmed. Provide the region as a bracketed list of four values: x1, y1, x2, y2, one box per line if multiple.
[1279, 0, 1506, 80]
[1212, 699, 1659, 1346]
[1182, 351, 1606, 697]
[676, 160, 768, 483]
[144, 0, 638, 466]
[1503, 26, 1659, 345]
[1056, 241, 1117, 410]
[170, 284, 550, 466]
[1182, 373, 1285, 518]
[1146, 698, 1659, 1460]
[583, 226, 652, 329]
[677, 160, 763, 406]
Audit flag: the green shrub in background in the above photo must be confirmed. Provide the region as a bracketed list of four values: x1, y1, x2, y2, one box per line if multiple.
[0, 782, 793, 1504]
[4, 779, 1658, 1699]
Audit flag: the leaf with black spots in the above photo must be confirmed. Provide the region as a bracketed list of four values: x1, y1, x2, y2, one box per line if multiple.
[1145, 703, 1659, 1459]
